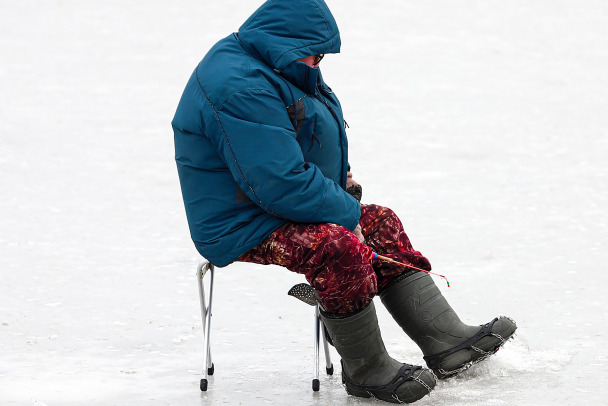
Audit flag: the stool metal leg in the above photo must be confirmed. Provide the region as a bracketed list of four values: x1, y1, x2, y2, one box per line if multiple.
[322, 317, 334, 376]
[313, 304, 334, 391]
[197, 260, 215, 391]
[313, 304, 321, 391]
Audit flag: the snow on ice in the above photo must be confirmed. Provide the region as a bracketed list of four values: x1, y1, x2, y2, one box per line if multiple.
[1, 0, 607, 405]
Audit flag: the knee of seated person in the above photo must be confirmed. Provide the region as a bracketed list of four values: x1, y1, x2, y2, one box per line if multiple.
[316, 224, 364, 257]
[362, 203, 397, 223]
[319, 270, 378, 314]
[378, 205, 398, 220]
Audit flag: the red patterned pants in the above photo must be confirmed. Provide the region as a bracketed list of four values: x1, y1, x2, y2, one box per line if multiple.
[238, 204, 431, 314]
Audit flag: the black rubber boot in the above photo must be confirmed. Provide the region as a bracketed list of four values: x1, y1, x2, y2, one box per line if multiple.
[320, 302, 436, 404]
[379, 272, 517, 379]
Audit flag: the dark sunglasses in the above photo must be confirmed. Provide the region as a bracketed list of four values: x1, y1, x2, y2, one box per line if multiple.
[313, 54, 325, 65]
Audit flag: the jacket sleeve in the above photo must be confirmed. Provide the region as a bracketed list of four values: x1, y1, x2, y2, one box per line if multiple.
[208, 88, 360, 230]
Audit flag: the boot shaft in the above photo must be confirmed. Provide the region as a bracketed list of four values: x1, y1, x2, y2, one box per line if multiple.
[379, 272, 478, 355]
[321, 302, 403, 383]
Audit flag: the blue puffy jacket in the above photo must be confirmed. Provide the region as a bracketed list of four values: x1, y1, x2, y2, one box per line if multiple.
[172, 0, 360, 267]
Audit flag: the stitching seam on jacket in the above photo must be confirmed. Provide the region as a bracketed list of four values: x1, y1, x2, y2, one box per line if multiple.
[309, 181, 329, 219]
[194, 64, 286, 220]
[218, 88, 279, 111]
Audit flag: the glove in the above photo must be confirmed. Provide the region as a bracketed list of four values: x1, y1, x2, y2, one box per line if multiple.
[346, 184, 362, 202]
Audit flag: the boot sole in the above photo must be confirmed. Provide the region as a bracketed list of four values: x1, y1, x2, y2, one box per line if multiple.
[342, 368, 436, 404]
[434, 316, 517, 379]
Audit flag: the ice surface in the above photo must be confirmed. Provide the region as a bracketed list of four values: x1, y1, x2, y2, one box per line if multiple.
[1, 0, 607, 405]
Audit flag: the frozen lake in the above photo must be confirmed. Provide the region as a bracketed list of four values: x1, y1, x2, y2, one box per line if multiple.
[1, 0, 607, 405]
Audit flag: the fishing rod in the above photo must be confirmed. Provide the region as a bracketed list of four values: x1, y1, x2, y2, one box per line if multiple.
[373, 252, 451, 287]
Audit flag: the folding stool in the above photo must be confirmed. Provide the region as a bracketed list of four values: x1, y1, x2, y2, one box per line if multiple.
[196, 259, 334, 392]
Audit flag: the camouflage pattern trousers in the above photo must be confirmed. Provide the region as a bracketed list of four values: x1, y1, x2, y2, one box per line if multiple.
[238, 204, 431, 314]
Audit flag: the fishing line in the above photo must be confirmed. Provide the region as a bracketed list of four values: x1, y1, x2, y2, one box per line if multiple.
[373, 252, 451, 287]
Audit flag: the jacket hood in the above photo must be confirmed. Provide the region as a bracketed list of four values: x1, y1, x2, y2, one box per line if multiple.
[237, 0, 341, 70]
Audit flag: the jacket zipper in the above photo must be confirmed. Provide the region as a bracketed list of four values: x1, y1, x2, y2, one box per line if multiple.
[314, 89, 348, 187]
